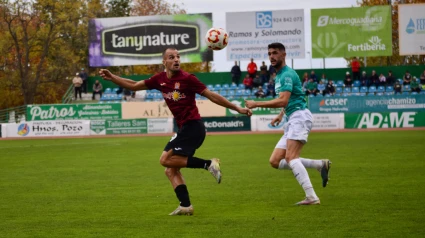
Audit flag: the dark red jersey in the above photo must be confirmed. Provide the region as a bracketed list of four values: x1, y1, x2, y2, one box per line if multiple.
[144, 70, 207, 128]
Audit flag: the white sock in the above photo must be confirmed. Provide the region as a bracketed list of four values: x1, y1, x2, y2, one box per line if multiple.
[289, 159, 318, 199]
[278, 157, 322, 170]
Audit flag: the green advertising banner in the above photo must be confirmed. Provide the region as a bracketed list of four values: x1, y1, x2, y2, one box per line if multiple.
[308, 95, 425, 113]
[226, 99, 282, 116]
[311, 6, 392, 58]
[203, 117, 251, 132]
[27, 104, 122, 121]
[345, 112, 425, 129]
[91, 119, 147, 135]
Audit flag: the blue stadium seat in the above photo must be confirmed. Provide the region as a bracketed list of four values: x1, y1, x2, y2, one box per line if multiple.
[420, 91, 425, 95]
[385, 92, 393, 96]
[341, 93, 349, 97]
[368, 86, 377, 94]
[230, 84, 238, 90]
[220, 90, 228, 97]
[207, 84, 214, 91]
[402, 91, 410, 95]
[360, 86, 368, 93]
[214, 84, 222, 91]
[222, 84, 230, 90]
[376, 92, 384, 96]
[228, 90, 235, 97]
[105, 88, 112, 94]
[235, 90, 243, 98]
[308, 94, 315, 97]
[377, 86, 385, 93]
[403, 85, 411, 91]
[352, 87, 359, 93]
[359, 92, 366, 96]
[336, 80, 344, 87]
[353, 80, 361, 87]
[386, 86, 394, 92]
[411, 92, 418, 95]
[238, 84, 245, 89]
[244, 89, 251, 96]
[324, 94, 331, 97]
[343, 87, 351, 93]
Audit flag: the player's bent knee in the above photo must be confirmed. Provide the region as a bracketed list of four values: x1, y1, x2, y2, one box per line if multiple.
[269, 158, 280, 169]
[159, 150, 173, 167]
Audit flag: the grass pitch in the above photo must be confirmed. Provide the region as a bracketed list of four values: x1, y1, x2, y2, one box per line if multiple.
[0, 131, 424, 237]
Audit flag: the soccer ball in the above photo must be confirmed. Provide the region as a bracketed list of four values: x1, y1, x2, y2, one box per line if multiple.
[205, 27, 228, 51]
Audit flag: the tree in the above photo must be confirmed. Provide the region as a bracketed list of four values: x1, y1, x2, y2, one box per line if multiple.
[350, 0, 425, 67]
[0, 0, 86, 108]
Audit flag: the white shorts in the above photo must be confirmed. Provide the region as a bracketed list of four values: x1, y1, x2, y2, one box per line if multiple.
[275, 109, 313, 150]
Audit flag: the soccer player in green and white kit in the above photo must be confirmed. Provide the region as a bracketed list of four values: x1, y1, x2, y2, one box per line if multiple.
[245, 43, 331, 205]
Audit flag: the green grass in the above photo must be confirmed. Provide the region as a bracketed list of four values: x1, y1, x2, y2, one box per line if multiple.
[0, 131, 424, 237]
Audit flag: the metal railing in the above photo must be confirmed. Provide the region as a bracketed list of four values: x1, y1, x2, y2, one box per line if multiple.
[62, 84, 74, 104]
[0, 105, 27, 123]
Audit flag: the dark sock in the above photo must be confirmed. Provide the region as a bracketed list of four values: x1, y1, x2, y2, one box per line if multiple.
[174, 184, 191, 207]
[186, 156, 211, 170]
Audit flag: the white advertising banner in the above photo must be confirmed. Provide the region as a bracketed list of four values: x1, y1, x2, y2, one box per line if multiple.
[147, 118, 173, 134]
[312, 113, 344, 130]
[4, 120, 90, 138]
[398, 4, 425, 55]
[253, 115, 285, 132]
[226, 9, 305, 61]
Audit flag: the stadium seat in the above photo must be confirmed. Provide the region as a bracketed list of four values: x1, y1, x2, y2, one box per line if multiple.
[376, 92, 384, 96]
[105, 88, 112, 94]
[368, 86, 377, 94]
[343, 87, 351, 93]
[207, 84, 214, 90]
[308, 94, 315, 97]
[352, 87, 359, 93]
[341, 93, 348, 97]
[377, 86, 385, 93]
[359, 92, 366, 96]
[402, 91, 410, 95]
[229, 84, 238, 90]
[420, 91, 425, 95]
[386, 86, 394, 92]
[353, 80, 361, 87]
[336, 87, 343, 94]
[235, 90, 243, 98]
[324, 94, 331, 97]
[411, 92, 418, 95]
[403, 85, 411, 91]
[214, 84, 221, 91]
[228, 90, 235, 97]
[238, 84, 245, 89]
[336, 80, 344, 87]
[244, 89, 251, 96]
[385, 92, 393, 96]
[360, 86, 368, 93]
[220, 90, 228, 97]
[222, 84, 230, 90]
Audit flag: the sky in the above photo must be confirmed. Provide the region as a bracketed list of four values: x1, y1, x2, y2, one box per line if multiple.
[166, 0, 359, 72]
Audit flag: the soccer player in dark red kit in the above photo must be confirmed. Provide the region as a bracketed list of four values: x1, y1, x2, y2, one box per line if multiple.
[99, 47, 252, 216]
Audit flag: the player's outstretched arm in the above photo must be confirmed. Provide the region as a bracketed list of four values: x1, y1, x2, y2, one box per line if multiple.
[99, 69, 148, 91]
[245, 91, 290, 109]
[202, 89, 252, 116]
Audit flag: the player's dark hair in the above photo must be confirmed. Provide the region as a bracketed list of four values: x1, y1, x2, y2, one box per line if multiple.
[162, 47, 178, 59]
[268, 43, 285, 51]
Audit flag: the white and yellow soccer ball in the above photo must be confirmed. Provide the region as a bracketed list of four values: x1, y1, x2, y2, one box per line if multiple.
[205, 27, 229, 51]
